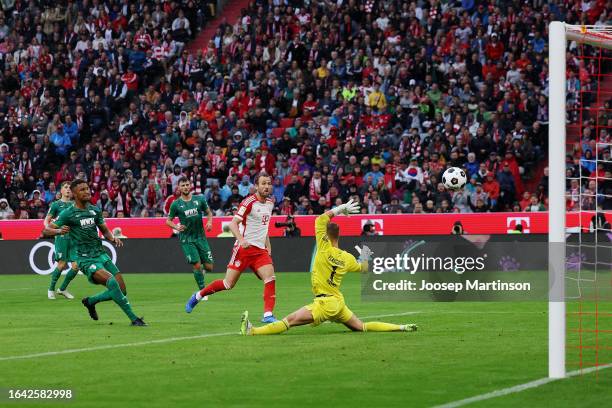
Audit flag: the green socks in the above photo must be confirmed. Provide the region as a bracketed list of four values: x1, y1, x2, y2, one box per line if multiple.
[107, 277, 138, 322]
[193, 267, 205, 290]
[88, 290, 113, 305]
[59, 268, 78, 291]
[48, 267, 62, 291]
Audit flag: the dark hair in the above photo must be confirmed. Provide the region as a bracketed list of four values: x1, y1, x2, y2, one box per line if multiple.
[61, 181, 71, 188]
[452, 221, 464, 235]
[254, 172, 272, 185]
[327, 222, 340, 240]
[178, 176, 190, 185]
[70, 179, 87, 191]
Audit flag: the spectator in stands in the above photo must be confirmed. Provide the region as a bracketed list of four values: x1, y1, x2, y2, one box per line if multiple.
[524, 196, 546, 212]
[238, 175, 253, 197]
[50, 125, 71, 158]
[0, 198, 14, 220]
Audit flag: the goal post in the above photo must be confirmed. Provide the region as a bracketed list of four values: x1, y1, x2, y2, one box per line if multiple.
[548, 21, 566, 379]
[548, 22, 612, 379]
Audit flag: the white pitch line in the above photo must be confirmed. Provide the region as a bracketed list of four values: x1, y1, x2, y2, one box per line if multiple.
[432, 363, 612, 408]
[0, 311, 420, 362]
[0, 331, 235, 362]
[0, 288, 35, 292]
[360, 311, 420, 320]
[355, 311, 545, 316]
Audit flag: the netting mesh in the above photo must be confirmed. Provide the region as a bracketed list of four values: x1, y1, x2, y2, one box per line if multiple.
[564, 25, 612, 374]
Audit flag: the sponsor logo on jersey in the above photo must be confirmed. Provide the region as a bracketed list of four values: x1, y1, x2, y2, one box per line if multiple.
[80, 218, 95, 227]
[184, 208, 198, 216]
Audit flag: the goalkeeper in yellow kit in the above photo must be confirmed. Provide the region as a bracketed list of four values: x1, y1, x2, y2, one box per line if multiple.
[241, 199, 417, 335]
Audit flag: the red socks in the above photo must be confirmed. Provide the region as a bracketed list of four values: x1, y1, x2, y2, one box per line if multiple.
[263, 279, 276, 314]
[197, 278, 275, 314]
[198, 279, 228, 298]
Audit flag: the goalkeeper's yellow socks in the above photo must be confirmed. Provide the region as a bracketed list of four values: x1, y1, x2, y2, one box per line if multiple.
[363, 322, 417, 332]
[251, 319, 290, 335]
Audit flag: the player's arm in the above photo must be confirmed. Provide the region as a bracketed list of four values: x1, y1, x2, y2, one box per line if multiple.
[43, 213, 54, 228]
[98, 222, 123, 248]
[228, 216, 249, 248]
[43, 207, 69, 237]
[315, 212, 332, 249]
[231, 199, 252, 248]
[205, 207, 213, 231]
[43, 203, 57, 228]
[316, 199, 360, 248]
[95, 209, 123, 248]
[43, 221, 69, 237]
[265, 235, 271, 255]
[166, 216, 186, 232]
[166, 202, 186, 232]
[42, 213, 55, 237]
[346, 249, 371, 274]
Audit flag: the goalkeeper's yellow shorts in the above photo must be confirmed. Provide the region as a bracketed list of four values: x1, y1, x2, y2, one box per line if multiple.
[305, 295, 354, 326]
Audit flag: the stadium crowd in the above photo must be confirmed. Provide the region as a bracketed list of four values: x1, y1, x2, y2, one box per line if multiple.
[0, 0, 610, 221]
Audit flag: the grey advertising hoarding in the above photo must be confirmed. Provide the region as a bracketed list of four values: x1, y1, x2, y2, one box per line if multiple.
[0, 235, 434, 276]
[0, 237, 315, 275]
[1, 234, 610, 303]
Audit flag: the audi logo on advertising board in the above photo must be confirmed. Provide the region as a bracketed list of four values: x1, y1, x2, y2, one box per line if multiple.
[28, 241, 117, 275]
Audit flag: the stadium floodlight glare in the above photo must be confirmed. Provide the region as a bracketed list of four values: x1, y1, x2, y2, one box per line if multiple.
[548, 22, 612, 379]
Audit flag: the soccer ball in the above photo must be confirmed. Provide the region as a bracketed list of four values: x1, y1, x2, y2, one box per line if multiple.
[442, 167, 467, 190]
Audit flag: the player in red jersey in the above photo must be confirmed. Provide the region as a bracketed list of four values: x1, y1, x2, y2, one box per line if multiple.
[185, 173, 278, 322]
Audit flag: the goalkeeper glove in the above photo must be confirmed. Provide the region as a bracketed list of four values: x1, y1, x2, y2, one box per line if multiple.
[332, 198, 360, 216]
[358, 245, 374, 262]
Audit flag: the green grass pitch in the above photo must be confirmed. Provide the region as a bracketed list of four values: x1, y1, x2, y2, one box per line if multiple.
[1, 272, 610, 408]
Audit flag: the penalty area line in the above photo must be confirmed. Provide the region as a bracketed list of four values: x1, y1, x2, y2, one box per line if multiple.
[360, 311, 421, 320]
[432, 363, 612, 408]
[0, 311, 420, 362]
[0, 332, 235, 362]
[0, 288, 36, 292]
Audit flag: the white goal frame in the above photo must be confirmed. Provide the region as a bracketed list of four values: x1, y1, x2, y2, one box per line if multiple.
[548, 22, 612, 379]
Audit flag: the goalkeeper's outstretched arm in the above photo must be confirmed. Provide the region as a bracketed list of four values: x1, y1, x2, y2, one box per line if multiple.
[316, 199, 361, 240]
[325, 198, 360, 219]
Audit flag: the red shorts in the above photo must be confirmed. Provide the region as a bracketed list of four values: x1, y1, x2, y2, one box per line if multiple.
[227, 245, 273, 275]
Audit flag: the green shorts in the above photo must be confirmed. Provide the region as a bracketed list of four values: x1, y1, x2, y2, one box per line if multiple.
[77, 253, 120, 284]
[54, 236, 75, 262]
[181, 239, 214, 265]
